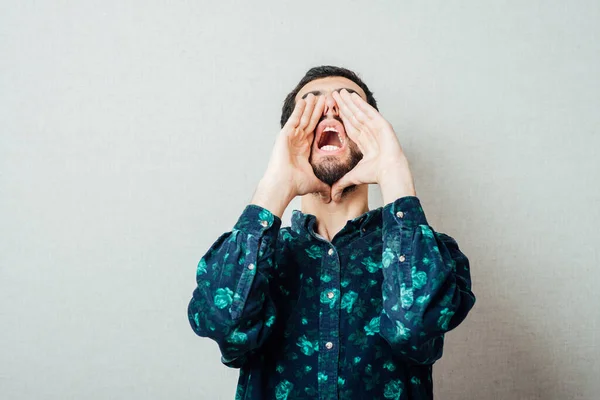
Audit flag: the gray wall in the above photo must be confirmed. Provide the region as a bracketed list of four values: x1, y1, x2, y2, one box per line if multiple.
[1, 1, 599, 399]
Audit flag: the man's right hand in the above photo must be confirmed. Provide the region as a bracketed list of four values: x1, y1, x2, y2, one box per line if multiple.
[251, 94, 331, 217]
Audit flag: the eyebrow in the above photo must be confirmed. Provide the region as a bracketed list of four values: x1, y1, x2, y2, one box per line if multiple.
[300, 88, 358, 99]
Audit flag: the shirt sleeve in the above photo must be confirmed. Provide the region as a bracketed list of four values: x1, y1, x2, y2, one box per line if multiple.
[187, 204, 281, 368]
[378, 196, 476, 365]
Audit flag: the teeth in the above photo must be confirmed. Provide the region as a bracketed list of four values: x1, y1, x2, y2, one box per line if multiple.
[321, 145, 340, 151]
[324, 126, 338, 133]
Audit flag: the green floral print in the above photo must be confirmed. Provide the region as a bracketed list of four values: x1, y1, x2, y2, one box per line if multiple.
[188, 196, 476, 399]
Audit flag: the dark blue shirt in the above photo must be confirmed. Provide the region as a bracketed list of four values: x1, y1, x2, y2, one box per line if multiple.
[187, 196, 476, 399]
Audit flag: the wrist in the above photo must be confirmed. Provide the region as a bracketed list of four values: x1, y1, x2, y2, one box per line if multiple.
[378, 164, 416, 205]
[250, 177, 294, 218]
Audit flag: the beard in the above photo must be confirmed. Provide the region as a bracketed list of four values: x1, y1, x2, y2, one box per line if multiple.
[309, 139, 364, 198]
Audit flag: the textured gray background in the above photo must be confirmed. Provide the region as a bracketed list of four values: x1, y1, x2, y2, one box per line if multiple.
[1, 1, 599, 399]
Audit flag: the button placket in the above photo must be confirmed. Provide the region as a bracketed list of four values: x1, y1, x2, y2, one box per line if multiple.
[318, 244, 340, 398]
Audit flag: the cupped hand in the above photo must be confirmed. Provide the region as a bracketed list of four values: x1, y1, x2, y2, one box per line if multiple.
[330, 89, 410, 202]
[263, 94, 332, 203]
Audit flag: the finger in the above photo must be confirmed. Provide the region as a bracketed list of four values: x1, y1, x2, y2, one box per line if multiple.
[298, 94, 317, 130]
[336, 102, 361, 132]
[317, 184, 332, 204]
[334, 91, 378, 151]
[349, 92, 390, 137]
[284, 99, 307, 130]
[333, 111, 369, 156]
[349, 91, 380, 120]
[339, 89, 370, 125]
[305, 95, 326, 135]
[332, 91, 362, 132]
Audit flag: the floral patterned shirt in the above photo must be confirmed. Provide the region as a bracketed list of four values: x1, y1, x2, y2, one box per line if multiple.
[187, 196, 476, 399]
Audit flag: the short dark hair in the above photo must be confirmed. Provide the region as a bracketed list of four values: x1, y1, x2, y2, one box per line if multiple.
[280, 65, 378, 128]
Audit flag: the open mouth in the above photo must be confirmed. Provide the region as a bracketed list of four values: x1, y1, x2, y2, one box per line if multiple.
[315, 121, 346, 153]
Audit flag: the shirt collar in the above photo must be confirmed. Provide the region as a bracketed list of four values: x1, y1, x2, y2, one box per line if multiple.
[290, 206, 382, 238]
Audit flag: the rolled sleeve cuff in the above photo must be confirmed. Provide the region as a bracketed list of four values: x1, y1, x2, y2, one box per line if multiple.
[382, 196, 429, 230]
[233, 204, 282, 236]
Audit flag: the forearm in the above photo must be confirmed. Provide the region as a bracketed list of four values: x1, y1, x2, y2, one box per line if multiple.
[377, 197, 476, 363]
[250, 177, 295, 219]
[188, 204, 282, 365]
[378, 158, 416, 205]
[380, 230, 471, 340]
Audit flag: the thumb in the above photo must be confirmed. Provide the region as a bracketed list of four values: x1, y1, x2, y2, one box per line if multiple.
[331, 172, 360, 203]
[308, 175, 331, 203]
[315, 181, 332, 204]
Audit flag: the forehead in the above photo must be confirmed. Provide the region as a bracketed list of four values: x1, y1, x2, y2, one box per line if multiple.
[295, 76, 367, 101]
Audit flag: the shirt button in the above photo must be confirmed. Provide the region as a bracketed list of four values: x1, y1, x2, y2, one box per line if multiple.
[328, 248, 334, 256]
[398, 255, 406, 262]
[260, 220, 268, 227]
[327, 291, 335, 299]
[248, 263, 255, 270]
[396, 211, 404, 218]
[325, 342, 333, 350]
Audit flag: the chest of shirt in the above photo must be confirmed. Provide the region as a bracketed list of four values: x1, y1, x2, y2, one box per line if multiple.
[270, 230, 388, 335]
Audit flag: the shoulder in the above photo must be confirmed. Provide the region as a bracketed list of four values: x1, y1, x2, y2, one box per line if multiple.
[435, 231, 457, 245]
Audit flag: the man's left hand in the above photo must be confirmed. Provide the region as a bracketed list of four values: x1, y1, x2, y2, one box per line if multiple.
[331, 89, 416, 203]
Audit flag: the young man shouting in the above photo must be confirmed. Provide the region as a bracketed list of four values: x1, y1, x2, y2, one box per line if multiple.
[188, 66, 476, 399]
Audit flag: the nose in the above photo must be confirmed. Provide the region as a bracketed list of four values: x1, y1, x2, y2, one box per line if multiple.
[323, 93, 339, 116]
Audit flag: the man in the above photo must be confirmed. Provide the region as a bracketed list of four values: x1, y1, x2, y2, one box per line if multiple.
[187, 66, 476, 399]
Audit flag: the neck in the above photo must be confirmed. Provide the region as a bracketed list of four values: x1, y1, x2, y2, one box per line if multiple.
[300, 184, 370, 242]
